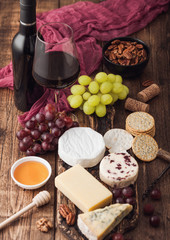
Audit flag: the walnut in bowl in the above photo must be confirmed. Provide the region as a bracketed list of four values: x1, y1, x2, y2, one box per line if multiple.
[103, 37, 150, 78]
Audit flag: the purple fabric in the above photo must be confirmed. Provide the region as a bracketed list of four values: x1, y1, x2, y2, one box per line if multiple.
[0, 0, 169, 125]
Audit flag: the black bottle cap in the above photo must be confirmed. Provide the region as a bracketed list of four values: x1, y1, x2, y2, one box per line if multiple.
[20, 0, 36, 24]
[20, 0, 36, 7]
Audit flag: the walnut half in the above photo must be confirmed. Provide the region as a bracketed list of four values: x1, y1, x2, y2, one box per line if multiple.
[36, 217, 53, 233]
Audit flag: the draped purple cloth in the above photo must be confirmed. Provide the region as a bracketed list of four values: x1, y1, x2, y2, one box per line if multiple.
[0, 0, 169, 125]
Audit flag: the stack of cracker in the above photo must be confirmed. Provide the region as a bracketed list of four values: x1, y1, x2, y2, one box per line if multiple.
[125, 112, 155, 137]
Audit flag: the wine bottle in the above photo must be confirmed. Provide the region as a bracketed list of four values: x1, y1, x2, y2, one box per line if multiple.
[12, 0, 44, 112]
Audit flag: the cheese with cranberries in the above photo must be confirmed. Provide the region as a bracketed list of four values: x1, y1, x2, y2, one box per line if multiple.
[99, 152, 138, 188]
[77, 203, 133, 240]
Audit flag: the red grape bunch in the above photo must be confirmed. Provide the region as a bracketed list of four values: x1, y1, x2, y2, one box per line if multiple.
[16, 104, 79, 156]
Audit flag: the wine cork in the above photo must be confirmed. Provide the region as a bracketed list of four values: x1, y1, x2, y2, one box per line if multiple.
[137, 84, 160, 103]
[125, 97, 149, 112]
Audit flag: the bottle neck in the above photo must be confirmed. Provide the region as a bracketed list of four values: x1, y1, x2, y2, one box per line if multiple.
[19, 22, 36, 35]
[20, 2, 36, 25]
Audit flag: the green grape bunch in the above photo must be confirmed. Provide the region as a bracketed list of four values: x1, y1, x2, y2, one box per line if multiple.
[67, 72, 129, 117]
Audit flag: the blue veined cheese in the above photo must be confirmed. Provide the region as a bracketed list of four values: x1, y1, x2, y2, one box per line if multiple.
[58, 127, 106, 168]
[77, 203, 133, 240]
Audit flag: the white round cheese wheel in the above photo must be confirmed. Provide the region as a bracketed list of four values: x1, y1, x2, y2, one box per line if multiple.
[58, 127, 106, 168]
[99, 152, 138, 188]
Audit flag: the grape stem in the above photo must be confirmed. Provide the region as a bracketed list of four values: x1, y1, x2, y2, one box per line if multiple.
[142, 164, 170, 200]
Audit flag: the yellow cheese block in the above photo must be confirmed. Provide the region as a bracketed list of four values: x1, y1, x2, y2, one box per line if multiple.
[55, 164, 112, 212]
[77, 203, 133, 240]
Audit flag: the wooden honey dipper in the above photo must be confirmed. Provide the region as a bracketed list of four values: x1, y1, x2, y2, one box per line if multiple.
[0, 190, 51, 230]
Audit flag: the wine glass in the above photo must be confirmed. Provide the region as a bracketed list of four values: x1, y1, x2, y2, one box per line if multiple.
[32, 22, 80, 102]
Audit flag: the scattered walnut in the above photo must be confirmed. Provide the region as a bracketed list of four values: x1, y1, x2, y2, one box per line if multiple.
[59, 204, 76, 226]
[36, 217, 53, 233]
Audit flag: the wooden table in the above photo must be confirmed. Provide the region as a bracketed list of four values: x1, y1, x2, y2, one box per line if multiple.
[0, 0, 169, 240]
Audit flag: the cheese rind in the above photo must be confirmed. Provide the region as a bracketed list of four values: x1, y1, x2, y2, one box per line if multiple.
[55, 164, 112, 213]
[58, 127, 106, 168]
[77, 203, 133, 240]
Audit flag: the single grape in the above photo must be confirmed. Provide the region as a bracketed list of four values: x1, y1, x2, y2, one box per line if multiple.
[16, 129, 29, 140]
[44, 103, 56, 113]
[150, 215, 160, 227]
[83, 101, 95, 115]
[35, 113, 45, 123]
[109, 93, 118, 104]
[24, 128, 31, 135]
[83, 92, 91, 101]
[48, 121, 56, 129]
[19, 141, 29, 152]
[32, 143, 42, 154]
[100, 94, 113, 105]
[143, 203, 154, 215]
[38, 123, 48, 133]
[64, 116, 73, 128]
[31, 116, 37, 124]
[95, 103, 106, 117]
[115, 75, 123, 83]
[112, 233, 125, 240]
[113, 188, 122, 199]
[78, 75, 92, 86]
[107, 73, 116, 83]
[88, 81, 99, 94]
[100, 81, 113, 94]
[88, 95, 100, 107]
[115, 197, 125, 204]
[31, 129, 41, 140]
[122, 85, 129, 95]
[22, 135, 33, 148]
[72, 121, 79, 127]
[45, 111, 55, 121]
[51, 127, 61, 137]
[67, 94, 74, 104]
[41, 141, 51, 151]
[71, 84, 86, 95]
[95, 72, 108, 83]
[41, 132, 53, 143]
[55, 118, 66, 129]
[122, 186, 134, 198]
[25, 120, 35, 130]
[52, 137, 59, 146]
[26, 148, 36, 156]
[70, 95, 83, 108]
[150, 189, 161, 200]
[49, 143, 57, 151]
[112, 83, 123, 94]
[125, 197, 136, 206]
[118, 89, 128, 100]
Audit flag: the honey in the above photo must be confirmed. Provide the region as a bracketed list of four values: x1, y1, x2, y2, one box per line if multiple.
[14, 161, 49, 185]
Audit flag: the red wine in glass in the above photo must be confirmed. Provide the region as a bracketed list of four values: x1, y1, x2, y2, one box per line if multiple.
[33, 22, 80, 92]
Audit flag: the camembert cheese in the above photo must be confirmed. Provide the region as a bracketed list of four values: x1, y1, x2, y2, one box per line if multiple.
[77, 203, 133, 240]
[55, 164, 112, 212]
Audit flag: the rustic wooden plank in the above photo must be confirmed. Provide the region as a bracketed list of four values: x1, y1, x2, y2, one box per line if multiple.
[0, 0, 170, 240]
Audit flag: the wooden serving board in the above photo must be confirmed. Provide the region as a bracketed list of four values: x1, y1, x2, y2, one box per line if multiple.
[56, 158, 139, 240]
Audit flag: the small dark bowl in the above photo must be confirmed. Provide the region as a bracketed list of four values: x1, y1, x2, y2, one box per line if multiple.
[102, 37, 150, 78]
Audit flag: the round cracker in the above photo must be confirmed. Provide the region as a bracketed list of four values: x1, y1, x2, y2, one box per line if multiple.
[132, 134, 158, 161]
[126, 112, 155, 133]
[104, 128, 133, 153]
